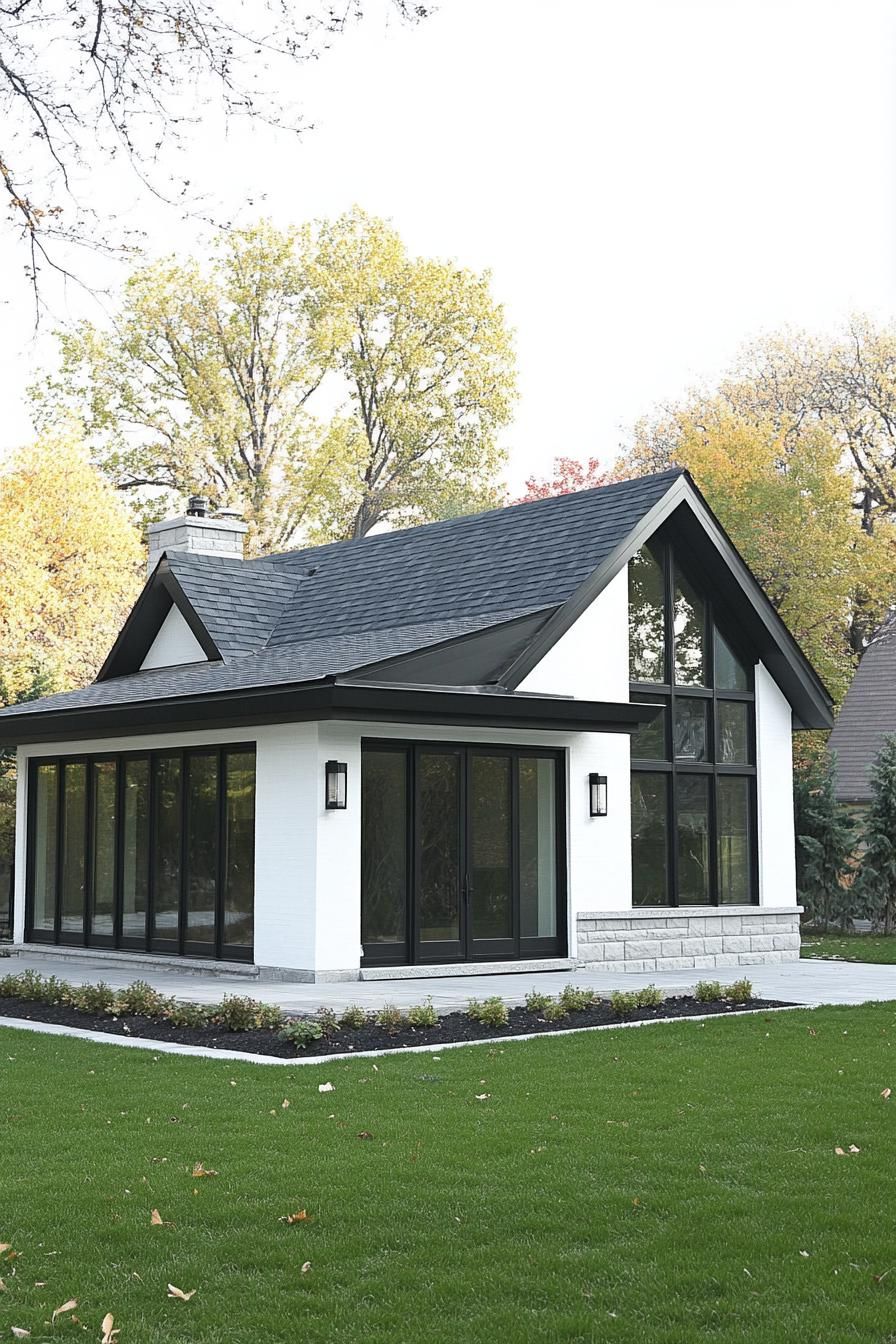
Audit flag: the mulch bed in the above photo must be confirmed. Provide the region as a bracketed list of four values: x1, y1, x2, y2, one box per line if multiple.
[0, 993, 794, 1058]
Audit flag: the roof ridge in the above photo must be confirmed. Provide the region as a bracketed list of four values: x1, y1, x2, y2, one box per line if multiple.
[254, 468, 686, 566]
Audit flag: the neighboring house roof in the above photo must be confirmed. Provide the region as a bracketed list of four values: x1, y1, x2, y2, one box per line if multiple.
[828, 611, 896, 804]
[0, 468, 835, 743]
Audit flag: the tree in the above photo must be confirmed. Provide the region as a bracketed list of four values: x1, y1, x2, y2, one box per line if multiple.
[34, 211, 517, 551]
[853, 735, 896, 933]
[793, 752, 856, 929]
[0, 428, 143, 699]
[304, 208, 517, 540]
[510, 456, 610, 504]
[0, 1, 427, 307]
[621, 383, 896, 703]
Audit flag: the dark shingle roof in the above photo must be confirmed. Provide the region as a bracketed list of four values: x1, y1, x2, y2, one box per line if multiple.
[261, 470, 683, 645]
[829, 612, 896, 803]
[0, 470, 687, 732]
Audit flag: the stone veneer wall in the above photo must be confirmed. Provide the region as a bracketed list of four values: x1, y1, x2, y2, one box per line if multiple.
[575, 907, 801, 973]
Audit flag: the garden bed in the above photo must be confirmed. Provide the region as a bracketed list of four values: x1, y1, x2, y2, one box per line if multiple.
[0, 984, 792, 1057]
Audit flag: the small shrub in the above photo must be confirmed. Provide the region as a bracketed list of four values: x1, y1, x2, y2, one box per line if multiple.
[559, 984, 594, 1014]
[256, 1002, 286, 1031]
[66, 981, 117, 1014]
[339, 1004, 369, 1030]
[213, 994, 269, 1032]
[315, 1007, 340, 1037]
[467, 996, 509, 1028]
[725, 978, 753, 1005]
[0, 969, 49, 1000]
[543, 999, 569, 1022]
[635, 984, 665, 1009]
[374, 1003, 405, 1031]
[407, 999, 439, 1028]
[280, 1018, 324, 1049]
[694, 980, 724, 1003]
[610, 990, 640, 1018]
[165, 1000, 212, 1029]
[524, 989, 553, 1014]
[114, 980, 168, 1017]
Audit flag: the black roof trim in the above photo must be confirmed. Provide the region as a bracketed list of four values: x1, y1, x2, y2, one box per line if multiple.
[97, 560, 220, 680]
[1, 679, 661, 746]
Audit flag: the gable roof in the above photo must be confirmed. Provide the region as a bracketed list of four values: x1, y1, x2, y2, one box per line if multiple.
[828, 612, 896, 803]
[0, 468, 834, 742]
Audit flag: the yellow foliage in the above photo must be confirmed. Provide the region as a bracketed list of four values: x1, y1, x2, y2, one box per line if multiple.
[0, 431, 142, 701]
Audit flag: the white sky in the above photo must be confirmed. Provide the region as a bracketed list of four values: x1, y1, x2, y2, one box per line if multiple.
[2, 0, 895, 490]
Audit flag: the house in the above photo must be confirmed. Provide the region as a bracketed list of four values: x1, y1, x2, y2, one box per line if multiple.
[0, 470, 833, 981]
[828, 610, 896, 811]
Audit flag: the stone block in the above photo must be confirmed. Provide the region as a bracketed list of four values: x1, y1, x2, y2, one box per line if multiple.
[713, 953, 743, 967]
[722, 935, 751, 953]
[693, 954, 719, 969]
[655, 956, 696, 970]
[721, 917, 744, 933]
[747, 935, 775, 953]
[620, 959, 656, 974]
[660, 939, 683, 958]
[630, 918, 668, 930]
[679, 937, 706, 956]
[578, 919, 597, 932]
[773, 934, 801, 951]
[625, 940, 658, 959]
[600, 942, 625, 960]
[701, 936, 725, 954]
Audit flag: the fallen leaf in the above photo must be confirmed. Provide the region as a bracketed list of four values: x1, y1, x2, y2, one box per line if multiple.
[281, 1099, 290, 1109]
[301, 1261, 312, 1274]
[52, 1299, 77, 1323]
[191, 1163, 218, 1178]
[883, 1088, 891, 1100]
[167, 1284, 196, 1301]
[11, 1328, 30, 1339]
[280, 1210, 312, 1225]
[799, 1250, 810, 1258]
[849, 1144, 861, 1153]
[0, 1245, 9, 1254]
[100, 1311, 119, 1343]
[357, 1131, 374, 1140]
[0, 1279, 5, 1292]
[318, 1082, 334, 1093]
[834, 1147, 846, 1156]
[474, 1093, 491, 1101]
[150, 1208, 164, 1226]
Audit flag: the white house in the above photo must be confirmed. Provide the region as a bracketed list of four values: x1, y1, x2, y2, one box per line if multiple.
[0, 471, 832, 981]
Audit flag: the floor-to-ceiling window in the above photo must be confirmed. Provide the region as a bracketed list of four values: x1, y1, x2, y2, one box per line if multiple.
[26, 744, 255, 960]
[361, 741, 565, 965]
[629, 542, 758, 907]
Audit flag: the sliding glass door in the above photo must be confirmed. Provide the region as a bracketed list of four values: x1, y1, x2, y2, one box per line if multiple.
[362, 742, 565, 966]
[26, 745, 256, 961]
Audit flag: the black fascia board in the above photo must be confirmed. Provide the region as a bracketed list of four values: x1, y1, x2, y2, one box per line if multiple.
[96, 558, 222, 680]
[500, 472, 834, 731]
[0, 678, 661, 746]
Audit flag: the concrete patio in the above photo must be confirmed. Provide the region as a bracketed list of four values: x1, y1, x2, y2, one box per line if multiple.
[2, 946, 894, 1013]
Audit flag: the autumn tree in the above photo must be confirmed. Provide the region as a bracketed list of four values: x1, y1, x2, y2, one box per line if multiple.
[0, 429, 143, 700]
[510, 456, 610, 504]
[34, 211, 517, 550]
[304, 208, 517, 540]
[0, 1, 427, 305]
[619, 340, 896, 702]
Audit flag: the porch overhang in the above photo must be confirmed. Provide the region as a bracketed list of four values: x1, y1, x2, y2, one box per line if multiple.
[0, 677, 661, 747]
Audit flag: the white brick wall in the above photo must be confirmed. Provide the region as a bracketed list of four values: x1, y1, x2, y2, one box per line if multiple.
[575, 907, 801, 971]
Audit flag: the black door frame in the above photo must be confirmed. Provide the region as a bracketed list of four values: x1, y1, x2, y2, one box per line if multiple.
[361, 738, 568, 967]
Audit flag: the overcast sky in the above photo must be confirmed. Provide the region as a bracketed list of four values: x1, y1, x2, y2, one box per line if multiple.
[2, 0, 895, 490]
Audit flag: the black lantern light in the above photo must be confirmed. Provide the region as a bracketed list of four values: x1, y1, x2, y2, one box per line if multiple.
[325, 760, 348, 810]
[589, 773, 608, 817]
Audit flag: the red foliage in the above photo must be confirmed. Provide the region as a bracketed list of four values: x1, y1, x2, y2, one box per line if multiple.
[511, 456, 610, 504]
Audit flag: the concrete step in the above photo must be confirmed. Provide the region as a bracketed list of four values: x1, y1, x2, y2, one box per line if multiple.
[361, 957, 575, 981]
[7, 944, 260, 979]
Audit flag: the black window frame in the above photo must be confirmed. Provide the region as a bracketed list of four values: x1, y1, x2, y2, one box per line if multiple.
[629, 539, 759, 908]
[24, 743, 256, 961]
[360, 739, 568, 967]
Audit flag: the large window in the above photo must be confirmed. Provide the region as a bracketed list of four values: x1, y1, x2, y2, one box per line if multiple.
[629, 541, 757, 907]
[361, 742, 565, 966]
[26, 745, 255, 959]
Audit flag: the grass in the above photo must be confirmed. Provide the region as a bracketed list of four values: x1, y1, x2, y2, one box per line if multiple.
[2, 1007, 896, 1342]
[800, 931, 896, 964]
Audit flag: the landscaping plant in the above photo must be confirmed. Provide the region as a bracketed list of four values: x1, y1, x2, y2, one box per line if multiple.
[466, 996, 509, 1028]
[559, 984, 595, 1013]
[278, 1018, 324, 1049]
[407, 999, 440, 1028]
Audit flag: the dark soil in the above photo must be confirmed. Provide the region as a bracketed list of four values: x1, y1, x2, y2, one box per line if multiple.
[0, 994, 794, 1058]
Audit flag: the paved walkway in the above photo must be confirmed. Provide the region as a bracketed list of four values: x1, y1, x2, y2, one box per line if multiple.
[2, 948, 894, 1014]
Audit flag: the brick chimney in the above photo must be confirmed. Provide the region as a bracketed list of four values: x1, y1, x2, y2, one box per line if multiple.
[146, 495, 249, 576]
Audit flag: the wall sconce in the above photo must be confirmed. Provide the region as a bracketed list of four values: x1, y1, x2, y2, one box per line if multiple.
[589, 773, 608, 817]
[325, 760, 348, 810]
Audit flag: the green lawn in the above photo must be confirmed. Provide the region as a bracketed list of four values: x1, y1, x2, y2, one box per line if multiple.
[801, 932, 896, 964]
[2, 1008, 896, 1343]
